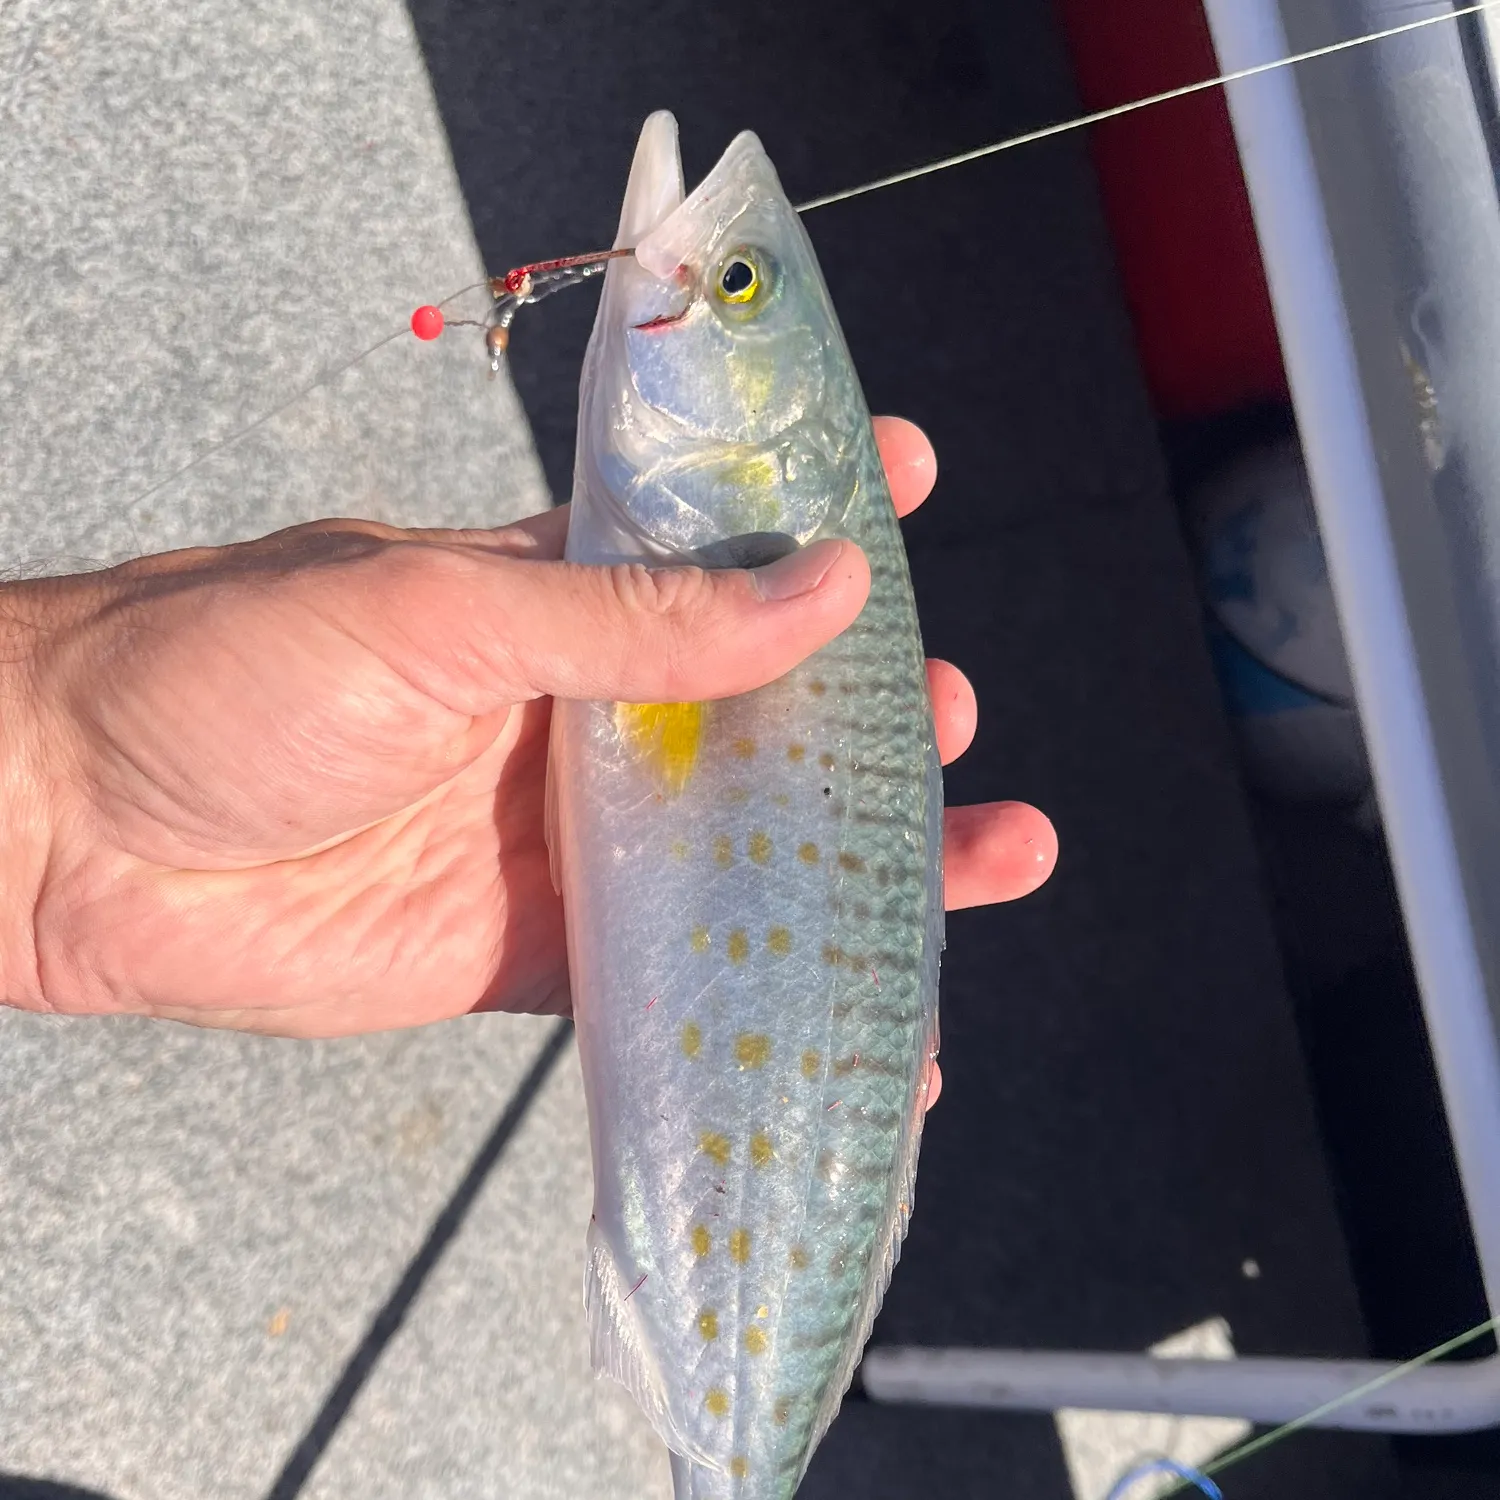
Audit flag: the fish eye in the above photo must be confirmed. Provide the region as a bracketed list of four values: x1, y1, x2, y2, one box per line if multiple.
[715, 250, 763, 306]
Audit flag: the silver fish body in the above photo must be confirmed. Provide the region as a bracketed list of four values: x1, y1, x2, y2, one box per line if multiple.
[549, 113, 942, 1499]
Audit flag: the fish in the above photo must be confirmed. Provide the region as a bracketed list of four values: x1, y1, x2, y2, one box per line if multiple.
[546, 110, 944, 1498]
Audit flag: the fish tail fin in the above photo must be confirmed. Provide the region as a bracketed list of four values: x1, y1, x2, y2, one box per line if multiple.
[669, 1450, 700, 1499]
[668, 1452, 746, 1500]
[670, 1450, 797, 1500]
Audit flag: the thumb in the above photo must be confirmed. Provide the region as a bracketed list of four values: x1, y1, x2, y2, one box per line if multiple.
[386, 538, 871, 708]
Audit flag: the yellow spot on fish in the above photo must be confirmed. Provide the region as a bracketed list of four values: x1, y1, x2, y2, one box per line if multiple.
[691, 926, 710, 954]
[789, 1245, 810, 1270]
[801, 1049, 821, 1079]
[698, 1308, 719, 1341]
[798, 842, 819, 864]
[833, 1054, 861, 1076]
[772, 793, 789, 807]
[614, 701, 705, 796]
[808, 679, 827, 697]
[725, 786, 749, 805]
[744, 1326, 768, 1356]
[705, 1388, 730, 1418]
[750, 1132, 774, 1168]
[691, 1225, 712, 1258]
[822, 943, 844, 967]
[767, 926, 791, 957]
[774, 1397, 792, 1425]
[681, 1022, 702, 1058]
[670, 839, 690, 860]
[714, 835, 733, 868]
[727, 930, 750, 965]
[722, 451, 781, 516]
[700, 1132, 731, 1166]
[729, 1228, 751, 1264]
[735, 1033, 771, 1068]
[732, 736, 757, 760]
[756, 1305, 769, 1319]
[819, 752, 837, 771]
[748, 831, 772, 865]
[787, 743, 806, 762]
[730, 1456, 750, 1479]
[837, 851, 867, 873]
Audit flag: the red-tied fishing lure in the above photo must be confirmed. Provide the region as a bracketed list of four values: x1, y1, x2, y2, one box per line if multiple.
[410, 247, 635, 370]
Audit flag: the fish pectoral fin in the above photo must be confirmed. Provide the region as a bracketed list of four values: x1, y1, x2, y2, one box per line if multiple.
[585, 1221, 715, 1467]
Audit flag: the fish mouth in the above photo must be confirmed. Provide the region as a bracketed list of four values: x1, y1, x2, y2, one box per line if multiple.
[615, 110, 685, 248]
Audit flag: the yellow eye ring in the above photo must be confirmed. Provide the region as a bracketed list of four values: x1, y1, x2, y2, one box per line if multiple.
[716, 254, 760, 305]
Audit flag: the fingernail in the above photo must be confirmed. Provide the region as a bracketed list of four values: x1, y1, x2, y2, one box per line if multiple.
[752, 540, 843, 601]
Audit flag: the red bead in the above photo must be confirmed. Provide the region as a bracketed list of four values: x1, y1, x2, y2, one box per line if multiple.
[410, 305, 444, 340]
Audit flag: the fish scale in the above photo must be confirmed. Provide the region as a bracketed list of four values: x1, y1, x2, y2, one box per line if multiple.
[550, 111, 941, 1499]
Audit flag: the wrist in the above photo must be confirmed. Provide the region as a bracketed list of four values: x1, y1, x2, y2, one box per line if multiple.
[0, 583, 62, 1011]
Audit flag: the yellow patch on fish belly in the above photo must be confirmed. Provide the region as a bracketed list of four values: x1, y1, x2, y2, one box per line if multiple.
[787, 743, 806, 762]
[700, 1132, 732, 1166]
[732, 736, 757, 760]
[819, 752, 837, 771]
[744, 1326, 768, 1356]
[698, 1308, 719, 1341]
[727, 930, 750, 965]
[788, 1245, 810, 1271]
[798, 842, 819, 865]
[748, 831, 772, 865]
[691, 926, 711, 954]
[713, 835, 734, 868]
[691, 1224, 712, 1258]
[801, 1049, 822, 1079]
[730, 1456, 751, 1479]
[735, 1034, 771, 1068]
[750, 1132, 774, 1168]
[613, 701, 705, 795]
[729, 1228, 752, 1264]
[837, 851, 866, 873]
[681, 1022, 703, 1058]
[767, 926, 791, 957]
[705, 1389, 731, 1418]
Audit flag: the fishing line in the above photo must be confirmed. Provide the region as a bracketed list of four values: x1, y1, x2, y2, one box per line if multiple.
[793, 0, 1500, 212]
[1103, 1457, 1221, 1500]
[1149, 1313, 1500, 1496]
[112, 0, 1500, 516]
[119, 281, 488, 518]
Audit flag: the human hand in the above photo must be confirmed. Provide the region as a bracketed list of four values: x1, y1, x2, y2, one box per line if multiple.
[1, 418, 1056, 1066]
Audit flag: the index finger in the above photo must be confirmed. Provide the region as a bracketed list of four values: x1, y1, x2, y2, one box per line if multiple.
[873, 417, 938, 518]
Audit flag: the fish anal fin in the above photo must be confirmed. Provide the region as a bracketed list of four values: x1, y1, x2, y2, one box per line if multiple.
[585, 1221, 713, 1467]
